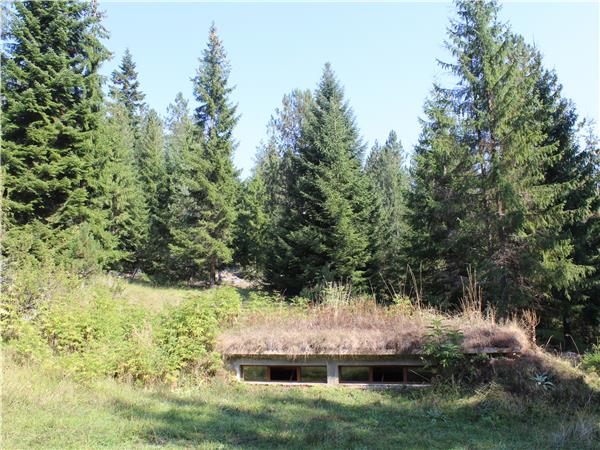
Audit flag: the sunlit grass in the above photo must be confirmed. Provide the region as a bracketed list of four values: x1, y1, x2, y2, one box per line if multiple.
[3, 355, 599, 449]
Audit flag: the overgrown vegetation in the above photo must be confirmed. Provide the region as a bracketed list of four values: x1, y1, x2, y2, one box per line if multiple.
[217, 292, 530, 358]
[2, 0, 599, 447]
[1, 258, 242, 385]
[3, 347, 599, 449]
[2, 262, 599, 448]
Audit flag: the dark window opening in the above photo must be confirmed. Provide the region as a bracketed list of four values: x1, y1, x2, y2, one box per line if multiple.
[372, 366, 404, 383]
[241, 364, 431, 384]
[339, 365, 431, 384]
[300, 366, 327, 383]
[242, 365, 327, 383]
[269, 366, 298, 382]
[339, 366, 370, 383]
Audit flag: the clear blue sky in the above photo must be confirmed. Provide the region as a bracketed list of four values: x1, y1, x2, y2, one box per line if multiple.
[98, 1, 599, 178]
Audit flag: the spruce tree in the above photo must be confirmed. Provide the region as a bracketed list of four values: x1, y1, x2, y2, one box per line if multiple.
[365, 131, 410, 296]
[234, 169, 269, 271]
[529, 55, 600, 344]
[410, 0, 586, 312]
[136, 109, 170, 279]
[233, 138, 285, 273]
[269, 64, 371, 293]
[95, 104, 149, 272]
[2, 0, 111, 263]
[165, 92, 194, 176]
[169, 24, 239, 286]
[407, 91, 478, 305]
[109, 48, 146, 130]
[267, 89, 313, 210]
[571, 124, 600, 343]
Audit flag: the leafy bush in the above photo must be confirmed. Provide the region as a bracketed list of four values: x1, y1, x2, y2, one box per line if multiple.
[419, 318, 494, 384]
[1, 237, 78, 330]
[8, 319, 52, 363]
[580, 345, 600, 375]
[421, 319, 465, 372]
[244, 291, 284, 312]
[113, 321, 169, 384]
[159, 298, 219, 376]
[3, 262, 244, 385]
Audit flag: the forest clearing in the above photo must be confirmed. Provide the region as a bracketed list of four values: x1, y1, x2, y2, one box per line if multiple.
[2, 276, 600, 449]
[1, 0, 599, 448]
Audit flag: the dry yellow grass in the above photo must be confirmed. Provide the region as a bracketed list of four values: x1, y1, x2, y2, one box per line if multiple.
[217, 300, 530, 357]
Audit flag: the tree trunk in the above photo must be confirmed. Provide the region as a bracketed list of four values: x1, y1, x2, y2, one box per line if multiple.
[209, 256, 216, 288]
[562, 312, 573, 351]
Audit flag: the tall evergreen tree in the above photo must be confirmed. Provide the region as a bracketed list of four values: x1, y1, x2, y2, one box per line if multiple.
[169, 24, 239, 286]
[109, 48, 146, 130]
[268, 64, 371, 293]
[267, 89, 313, 209]
[407, 90, 477, 306]
[165, 92, 194, 176]
[2, 0, 111, 262]
[570, 124, 600, 343]
[268, 89, 313, 156]
[136, 109, 170, 279]
[233, 138, 286, 273]
[365, 131, 410, 296]
[529, 52, 600, 343]
[235, 90, 312, 276]
[409, 0, 586, 312]
[96, 104, 148, 271]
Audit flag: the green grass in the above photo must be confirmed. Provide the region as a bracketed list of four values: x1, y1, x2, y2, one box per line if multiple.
[3, 278, 599, 449]
[117, 278, 198, 313]
[3, 356, 599, 450]
[118, 278, 253, 313]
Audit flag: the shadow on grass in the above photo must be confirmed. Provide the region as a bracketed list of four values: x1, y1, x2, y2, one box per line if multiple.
[125, 276, 258, 298]
[107, 383, 599, 449]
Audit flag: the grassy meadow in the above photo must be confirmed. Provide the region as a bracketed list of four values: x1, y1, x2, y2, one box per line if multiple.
[2, 276, 600, 449]
[4, 354, 599, 450]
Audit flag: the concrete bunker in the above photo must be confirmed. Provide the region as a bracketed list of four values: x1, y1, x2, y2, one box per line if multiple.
[217, 304, 527, 387]
[223, 348, 518, 387]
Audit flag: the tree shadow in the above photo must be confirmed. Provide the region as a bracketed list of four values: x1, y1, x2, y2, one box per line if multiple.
[106, 383, 596, 449]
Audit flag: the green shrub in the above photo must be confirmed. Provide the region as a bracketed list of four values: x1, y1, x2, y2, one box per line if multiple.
[112, 321, 169, 384]
[244, 291, 284, 312]
[5, 275, 246, 384]
[1, 244, 78, 332]
[422, 318, 465, 372]
[581, 345, 600, 375]
[8, 319, 52, 363]
[39, 286, 146, 354]
[158, 287, 242, 378]
[420, 319, 496, 384]
[198, 287, 243, 324]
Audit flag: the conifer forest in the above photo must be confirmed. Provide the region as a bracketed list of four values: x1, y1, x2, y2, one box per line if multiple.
[2, 0, 599, 349]
[3, 2, 600, 448]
